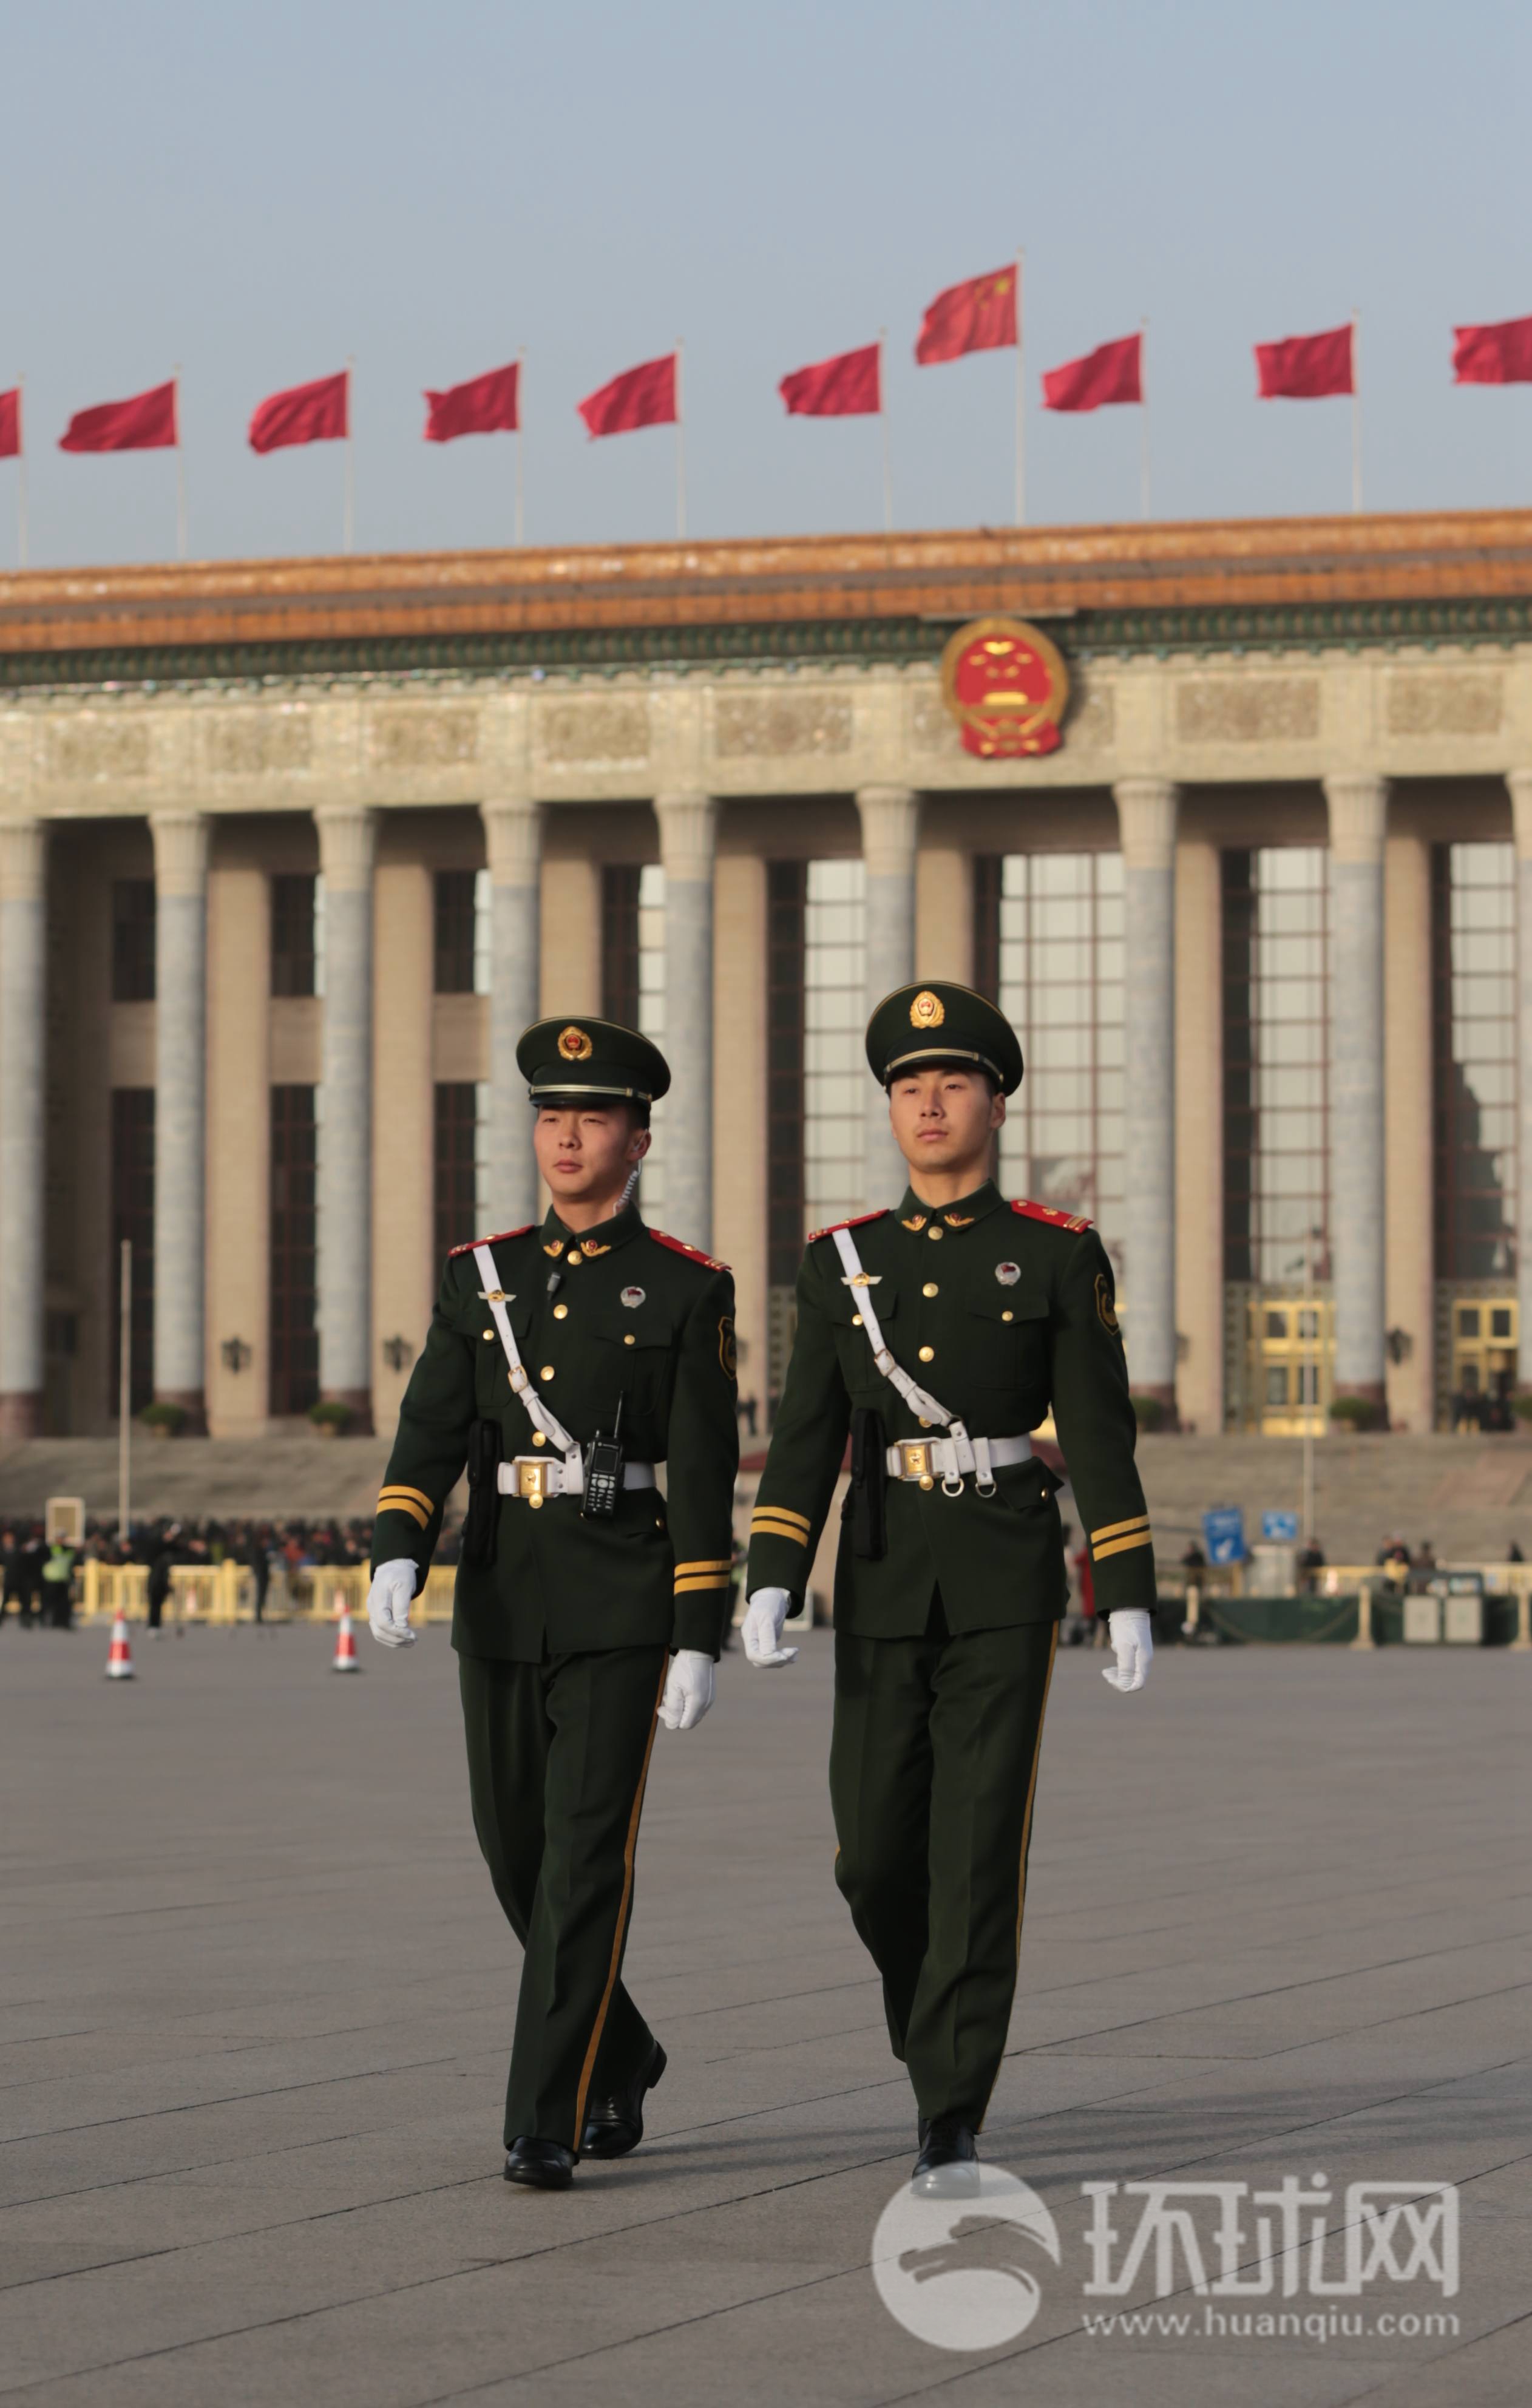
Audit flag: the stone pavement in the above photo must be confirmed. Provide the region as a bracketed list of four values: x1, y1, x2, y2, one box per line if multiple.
[1, 1626, 1527, 2407]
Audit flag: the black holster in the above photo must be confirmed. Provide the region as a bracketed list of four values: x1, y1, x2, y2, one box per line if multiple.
[459, 1417, 503, 1569]
[849, 1405, 888, 1560]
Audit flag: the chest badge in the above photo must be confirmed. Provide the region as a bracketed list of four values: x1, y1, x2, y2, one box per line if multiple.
[620, 1285, 646, 1309]
[841, 1272, 881, 1287]
[995, 1261, 1021, 1286]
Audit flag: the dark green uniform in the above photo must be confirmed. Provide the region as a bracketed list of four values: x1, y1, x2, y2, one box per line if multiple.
[746, 1173, 1154, 2128]
[373, 1196, 739, 2150]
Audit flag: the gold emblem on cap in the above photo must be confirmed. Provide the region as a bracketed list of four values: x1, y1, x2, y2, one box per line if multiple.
[557, 1025, 594, 1061]
[909, 989, 946, 1030]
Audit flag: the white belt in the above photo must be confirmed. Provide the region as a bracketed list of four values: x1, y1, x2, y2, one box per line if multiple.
[886, 1433, 1032, 1496]
[498, 1454, 656, 1505]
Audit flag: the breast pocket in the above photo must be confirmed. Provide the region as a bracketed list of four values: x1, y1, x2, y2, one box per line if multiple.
[966, 1290, 1048, 1389]
[592, 1304, 679, 1414]
[470, 1299, 531, 1411]
[832, 1283, 901, 1392]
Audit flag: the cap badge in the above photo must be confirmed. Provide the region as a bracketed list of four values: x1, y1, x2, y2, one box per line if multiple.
[620, 1285, 645, 1308]
[909, 989, 946, 1030]
[995, 1261, 1021, 1286]
[557, 1024, 594, 1061]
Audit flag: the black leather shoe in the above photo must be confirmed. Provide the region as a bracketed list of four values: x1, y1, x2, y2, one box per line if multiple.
[912, 2115, 980, 2196]
[580, 2039, 667, 2159]
[503, 2136, 576, 2190]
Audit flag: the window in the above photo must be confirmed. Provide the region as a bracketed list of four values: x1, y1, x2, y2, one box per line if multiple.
[804, 859, 867, 1238]
[434, 1083, 481, 1263]
[269, 1086, 318, 1415]
[270, 874, 316, 997]
[110, 1090, 154, 1414]
[975, 852, 1125, 1280]
[766, 861, 808, 1290]
[111, 880, 155, 1002]
[636, 865, 666, 1216]
[434, 870, 478, 994]
[602, 864, 643, 1027]
[1222, 848, 1330, 1287]
[1432, 843, 1516, 1281]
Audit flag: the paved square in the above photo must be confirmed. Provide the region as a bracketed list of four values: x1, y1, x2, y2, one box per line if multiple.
[1, 1627, 1527, 2406]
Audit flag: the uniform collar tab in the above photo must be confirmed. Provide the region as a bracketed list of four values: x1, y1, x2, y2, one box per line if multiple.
[898, 1179, 1004, 1230]
[542, 1199, 644, 1256]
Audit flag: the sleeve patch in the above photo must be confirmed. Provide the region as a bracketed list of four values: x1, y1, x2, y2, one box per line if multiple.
[1096, 1270, 1120, 1334]
[719, 1314, 738, 1379]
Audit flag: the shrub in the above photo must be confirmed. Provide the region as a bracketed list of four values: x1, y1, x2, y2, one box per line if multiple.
[1131, 1394, 1167, 1433]
[137, 1400, 187, 1434]
[308, 1400, 353, 1433]
[1328, 1394, 1385, 1431]
[1514, 1392, 1532, 1424]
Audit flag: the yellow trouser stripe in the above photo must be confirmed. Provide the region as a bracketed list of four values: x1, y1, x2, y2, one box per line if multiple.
[378, 1495, 430, 1529]
[752, 1503, 811, 1530]
[1094, 1528, 1154, 1562]
[674, 1573, 730, 1593]
[572, 1657, 667, 2144]
[673, 1558, 733, 1575]
[751, 1517, 810, 1546]
[1090, 1512, 1150, 1545]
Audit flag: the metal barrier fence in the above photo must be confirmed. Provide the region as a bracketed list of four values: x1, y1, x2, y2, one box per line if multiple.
[77, 1561, 458, 1625]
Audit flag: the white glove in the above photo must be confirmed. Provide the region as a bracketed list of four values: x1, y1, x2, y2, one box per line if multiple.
[657, 1648, 715, 1732]
[1102, 1607, 1153, 1694]
[741, 1586, 798, 1668]
[367, 1558, 418, 1649]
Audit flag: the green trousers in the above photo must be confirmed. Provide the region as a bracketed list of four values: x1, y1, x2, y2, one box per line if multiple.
[830, 1599, 1058, 2126]
[458, 1644, 667, 2151]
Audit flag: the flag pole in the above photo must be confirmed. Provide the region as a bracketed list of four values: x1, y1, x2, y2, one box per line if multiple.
[173, 364, 187, 561]
[15, 373, 25, 569]
[118, 1238, 132, 1544]
[515, 350, 526, 546]
[1014, 250, 1026, 526]
[344, 356, 356, 555]
[1139, 317, 1151, 520]
[674, 341, 686, 541]
[1351, 309, 1363, 514]
[879, 328, 892, 534]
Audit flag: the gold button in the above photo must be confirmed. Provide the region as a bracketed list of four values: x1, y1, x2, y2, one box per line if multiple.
[567, 1249, 583, 1266]
[532, 1431, 546, 1446]
[927, 1226, 943, 1241]
[852, 1312, 863, 1328]
[918, 1345, 935, 1363]
[919, 1474, 935, 1491]
[528, 1492, 543, 1510]
[554, 1303, 569, 1320]
[483, 1328, 493, 1339]
[923, 1281, 938, 1298]
[540, 1365, 555, 1380]
[1002, 1310, 1014, 1323]
[919, 1417, 932, 1430]
[623, 1333, 636, 1346]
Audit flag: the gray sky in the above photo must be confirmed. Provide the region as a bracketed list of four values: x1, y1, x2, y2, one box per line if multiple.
[4, 0, 1529, 568]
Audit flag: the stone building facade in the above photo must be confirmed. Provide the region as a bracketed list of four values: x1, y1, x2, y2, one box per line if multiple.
[2, 510, 1530, 1443]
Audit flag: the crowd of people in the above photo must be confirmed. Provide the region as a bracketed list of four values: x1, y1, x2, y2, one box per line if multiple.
[0, 1515, 438, 1631]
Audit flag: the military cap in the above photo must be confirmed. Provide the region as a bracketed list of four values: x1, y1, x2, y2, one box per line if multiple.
[517, 1015, 671, 1106]
[865, 981, 1023, 1095]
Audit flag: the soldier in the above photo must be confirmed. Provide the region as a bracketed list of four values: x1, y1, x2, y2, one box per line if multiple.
[742, 982, 1154, 2194]
[366, 1017, 739, 2192]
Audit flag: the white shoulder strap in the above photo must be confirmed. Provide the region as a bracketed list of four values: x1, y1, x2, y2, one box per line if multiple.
[830, 1225, 969, 1443]
[472, 1244, 581, 1471]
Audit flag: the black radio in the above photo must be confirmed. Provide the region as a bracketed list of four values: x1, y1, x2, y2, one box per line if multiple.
[581, 1394, 625, 1520]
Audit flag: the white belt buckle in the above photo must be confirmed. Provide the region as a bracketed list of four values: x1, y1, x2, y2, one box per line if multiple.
[512, 1456, 554, 1508]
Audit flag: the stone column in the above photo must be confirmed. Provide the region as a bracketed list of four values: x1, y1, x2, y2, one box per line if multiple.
[151, 812, 209, 1430]
[857, 785, 920, 1210]
[654, 792, 716, 1253]
[1114, 779, 1180, 1420]
[0, 821, 47, 1438]
[1324, 772, 1389, 1418]
[316, 806, 377, 1431]
[1507, 771, 1532, 1396]
[482, 798, 544, 1232]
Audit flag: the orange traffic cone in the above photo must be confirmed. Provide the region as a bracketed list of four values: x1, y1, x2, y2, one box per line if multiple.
[331, 1599, 360, 1674]
[105, 1613, 135, 1680]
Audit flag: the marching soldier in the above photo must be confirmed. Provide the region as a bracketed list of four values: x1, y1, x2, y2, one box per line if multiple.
[367, 1018, 739, 2191]
[742, 982, 1155, 2193]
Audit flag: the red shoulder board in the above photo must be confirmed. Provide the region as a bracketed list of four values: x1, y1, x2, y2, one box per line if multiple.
[649, 1229, 730, 1272]
[808, 1208, 890, 1245]
[448, 1225, 532, 1260]
[1011, 1198, 1093, 1234]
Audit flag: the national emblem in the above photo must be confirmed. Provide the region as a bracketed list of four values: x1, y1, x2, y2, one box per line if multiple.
[557, 1025, 594, 1061]
[940, 616, 1069, 759]
[909, 989, 946, 1030]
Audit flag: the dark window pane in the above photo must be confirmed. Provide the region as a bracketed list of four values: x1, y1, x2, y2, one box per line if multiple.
[110, 1090, 154, 1414]
[271, 874, 316, 997]
[1432, 843, 1517, 1283]
[434, 1083, 480, 1264]
[112, 881, 155, 1003]
[972, 855, 1002, 1005]
[601, 864, 642, 1026]
[434, 870, 477, 995]
[767, 861, 807, 1302]
[269, 1086, 318, 1415]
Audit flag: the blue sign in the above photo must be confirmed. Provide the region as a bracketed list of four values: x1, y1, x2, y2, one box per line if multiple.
[1202, 1507, 1247, 1565]
[1262, 1511, 1300, 1543]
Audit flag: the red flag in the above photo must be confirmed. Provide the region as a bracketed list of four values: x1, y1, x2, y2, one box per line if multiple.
[58, 379, 177, 452]
[248, 370, 349, 455]
[577, 354, 677, 438]
[1255, 324, 1353, 399]
[779, 342, 881, 418]
[0, 388, 18, 460]
[1453, 314, 1532, 386]
[424, 361, 520, 442]
[915, 266, 1018, 365]
[1041, 334, 1142, 412]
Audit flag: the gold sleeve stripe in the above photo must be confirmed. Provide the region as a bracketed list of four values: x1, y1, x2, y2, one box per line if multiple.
[673, 1558, 733, 1576]
[674, 1573, 731, 1593]
[1093, 1528, 1154, 1562]
[751, 1502, 811, 1531]
[379, 1484, 434, 1512]
[1090, 1513, 1151, 1545]
[750, 1515, 810, 1547]
[378, 1495, 430, 1530]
